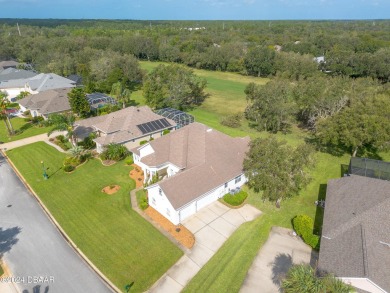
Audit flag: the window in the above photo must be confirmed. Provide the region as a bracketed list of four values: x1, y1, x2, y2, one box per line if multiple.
[152, 197, 156, 205]
[159, 188, 162, 196]
[224, 182, 228, 188]
[166, 208, 170, 217]
[235, 175, 241, 184]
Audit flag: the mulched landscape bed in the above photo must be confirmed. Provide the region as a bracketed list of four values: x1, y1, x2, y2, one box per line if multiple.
[101, 185, 121, 194]
[129, 164, 144, 188]
[145, 206, 195, 249]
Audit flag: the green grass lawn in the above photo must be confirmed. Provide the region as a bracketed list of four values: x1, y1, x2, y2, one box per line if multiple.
[6, 142, 182, 292]
[0, 117, 51, 143]
[138, 61, 268, 116]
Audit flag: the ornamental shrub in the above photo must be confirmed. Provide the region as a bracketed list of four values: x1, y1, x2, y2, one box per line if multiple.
[220, 113, 243, 128]
[63, 165, 75, 173]
[139, 140, 148, 145]
[292, 214, 320, 249]
[101, 143, 129, 161]
[162, 129, 170, 135]
[223, 190, 248, 206]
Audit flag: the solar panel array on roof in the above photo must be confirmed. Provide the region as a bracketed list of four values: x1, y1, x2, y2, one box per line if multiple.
[136, 118, 172, 134]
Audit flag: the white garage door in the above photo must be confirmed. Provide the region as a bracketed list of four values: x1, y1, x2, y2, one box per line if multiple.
[179, 202, 197, 222]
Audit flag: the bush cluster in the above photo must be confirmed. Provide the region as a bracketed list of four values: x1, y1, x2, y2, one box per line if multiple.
[292, 214, 320, 249]
[139, 140, 148, 145]
[55, 135, 70, 151]
[220, 113, 243, 128]
[63, 165, 75, 173]
[100, 143, 129, 161]
[136, 190, 149, 210]
[162, 129, 170, 135]
[223, 190, 248, 206]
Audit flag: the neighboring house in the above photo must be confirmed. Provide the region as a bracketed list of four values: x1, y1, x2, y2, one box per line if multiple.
[18, 88, 72, 119]
[131, 122, 250, 225]
[0, 73, 76, 101]
[74, 106, 176, 153]
[0, 68, 37, 82]
[319, 171, 390, 293]
[0, 60, 19, 71]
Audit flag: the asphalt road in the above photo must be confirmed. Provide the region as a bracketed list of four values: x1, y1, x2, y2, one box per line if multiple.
[0, 153, 112, 293]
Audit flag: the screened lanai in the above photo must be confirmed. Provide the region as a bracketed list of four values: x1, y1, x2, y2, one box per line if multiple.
[155, 108, 194, 129]
[86, 92, 118, 109]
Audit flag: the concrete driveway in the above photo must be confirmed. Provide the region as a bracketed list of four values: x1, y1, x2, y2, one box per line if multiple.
[149, 201, 261, 293]
[240, 226, 318, 293]
[0, 153, 112, 293]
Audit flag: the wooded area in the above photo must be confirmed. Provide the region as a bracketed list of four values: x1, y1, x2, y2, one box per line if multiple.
[1, 19, 389, 157]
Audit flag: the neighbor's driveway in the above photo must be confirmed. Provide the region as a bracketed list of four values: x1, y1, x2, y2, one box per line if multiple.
[0, 153, 112, 293]
[240, 226, 318, 293]
[149, 201, 261, 293]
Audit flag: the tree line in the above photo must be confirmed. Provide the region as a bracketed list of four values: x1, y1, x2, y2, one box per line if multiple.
[0, 19, 389, 82]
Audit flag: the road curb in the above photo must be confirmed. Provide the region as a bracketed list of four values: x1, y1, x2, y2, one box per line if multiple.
[0, 149, 121, 293]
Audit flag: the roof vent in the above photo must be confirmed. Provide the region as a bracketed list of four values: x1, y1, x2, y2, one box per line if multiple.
[137, 109, 140, 112]
[207, 128, 213, 132]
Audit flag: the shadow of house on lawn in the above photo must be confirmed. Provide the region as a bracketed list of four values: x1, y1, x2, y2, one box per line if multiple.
[271, 253, 292, 289]
[0, 226, 21, 258]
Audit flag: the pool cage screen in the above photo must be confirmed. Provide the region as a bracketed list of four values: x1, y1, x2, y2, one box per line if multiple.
[349, 157, 390, 181]
[86, 93, 118, 109]
[155, 108, 194, 129]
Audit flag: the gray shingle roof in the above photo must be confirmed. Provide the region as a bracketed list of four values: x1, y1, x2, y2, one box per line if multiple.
[0, 73, 75, 91]
[134, 123, 250, 209]
[319, 175, 390, 292]
[0, 68, 37, 82]
[18, 88, 72, 115]
[74, 106, 176, 145]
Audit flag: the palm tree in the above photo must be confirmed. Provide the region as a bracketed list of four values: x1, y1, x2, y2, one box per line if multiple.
[47, 113, 77, 146]
[111, 82, 132, 109]
[281, 265, 353, 293]
[0, 93, 15, 136]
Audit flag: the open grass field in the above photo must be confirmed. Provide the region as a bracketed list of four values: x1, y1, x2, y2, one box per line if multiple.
[0, 117, 51, 143]
[6, 142, 182, 293]
[138, 61, 268, 116]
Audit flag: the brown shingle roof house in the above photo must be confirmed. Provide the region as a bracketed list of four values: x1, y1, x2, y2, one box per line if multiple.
[318, 175, 390, 293]
[132, 122, 250, 225]
[18, 88, 71, 119]
[74, 106, 176, 153]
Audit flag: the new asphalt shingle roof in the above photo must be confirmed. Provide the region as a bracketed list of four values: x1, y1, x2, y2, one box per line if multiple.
[319, 175, 390, 292]
[18, 88, 72, 115]
[134, 123, 250, 210]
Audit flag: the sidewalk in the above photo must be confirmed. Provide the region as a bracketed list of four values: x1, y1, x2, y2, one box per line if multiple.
[0, 263, 20, 293]
[0, 131, 67, 152]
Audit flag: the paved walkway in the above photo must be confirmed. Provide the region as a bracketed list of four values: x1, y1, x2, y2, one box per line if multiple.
[0, 131, 67, 152]
[240, 226, 318, 293]
[148, 201, 262, 293]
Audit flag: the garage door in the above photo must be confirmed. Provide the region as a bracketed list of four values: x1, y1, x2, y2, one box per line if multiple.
[179, 202, 197, 222]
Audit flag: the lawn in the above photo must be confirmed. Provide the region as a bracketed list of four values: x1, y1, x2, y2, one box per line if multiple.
[6, 142, 182, 292]
[138, 61, 268, 116]
[0, 117, 51, 143]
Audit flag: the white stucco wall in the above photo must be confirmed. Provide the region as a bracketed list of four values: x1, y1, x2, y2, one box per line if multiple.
[147, 185, 180, 224]
[146, 173, 248, 225]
